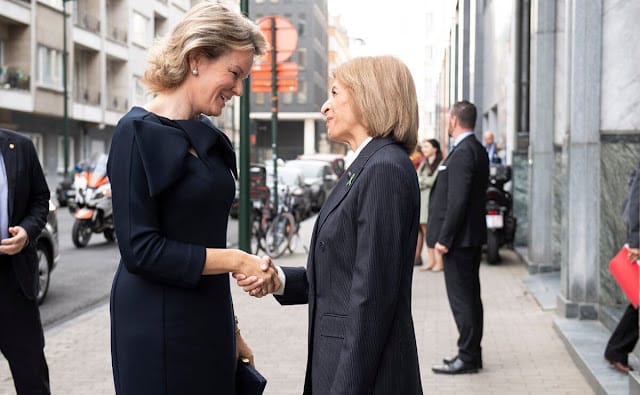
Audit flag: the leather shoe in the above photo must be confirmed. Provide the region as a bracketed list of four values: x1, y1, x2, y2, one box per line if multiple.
[432, 357, 479, 374]
[443, 355, 482, 369]
[607, 359, 633, 373]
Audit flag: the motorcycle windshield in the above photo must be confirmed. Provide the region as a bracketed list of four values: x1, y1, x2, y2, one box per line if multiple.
[87, 153, 109, 187]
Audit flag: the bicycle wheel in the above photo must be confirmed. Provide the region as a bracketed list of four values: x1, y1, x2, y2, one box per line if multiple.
[264, 213, 295, 259]
[250, 220, 262, 255]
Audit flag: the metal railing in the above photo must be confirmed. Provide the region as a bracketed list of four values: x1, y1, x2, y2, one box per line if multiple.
[74, 12, 100, 34]
[106, 23, 128, 44]
[75, 88, 101, 105]
[107, 95, 128, 112]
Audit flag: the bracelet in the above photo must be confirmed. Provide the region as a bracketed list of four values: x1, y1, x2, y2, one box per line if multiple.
[234, 315, 240, 334]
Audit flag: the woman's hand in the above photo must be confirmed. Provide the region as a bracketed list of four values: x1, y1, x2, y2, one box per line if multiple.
[236, 330, 255, 367]
[233, 253, 280, 297]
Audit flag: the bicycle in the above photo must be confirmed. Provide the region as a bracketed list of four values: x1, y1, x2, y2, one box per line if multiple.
[261, 186, 298, 259]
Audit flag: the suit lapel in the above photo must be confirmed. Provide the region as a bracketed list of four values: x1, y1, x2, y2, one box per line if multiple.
[0, 134, 16, 221]
[315, 137, 394, 233]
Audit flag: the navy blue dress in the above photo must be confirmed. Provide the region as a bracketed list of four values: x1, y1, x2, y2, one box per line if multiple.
[107, 107, 238, 394]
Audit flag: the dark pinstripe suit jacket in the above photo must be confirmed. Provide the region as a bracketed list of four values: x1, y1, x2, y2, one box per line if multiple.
[276, 137, 423, 395]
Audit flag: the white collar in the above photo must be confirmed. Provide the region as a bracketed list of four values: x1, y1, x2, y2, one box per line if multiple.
[344, 137, 373, 170]
[453, 131, 474, 147]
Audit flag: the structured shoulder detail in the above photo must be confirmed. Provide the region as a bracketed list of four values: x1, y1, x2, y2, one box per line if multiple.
[129, 118, 190, 197]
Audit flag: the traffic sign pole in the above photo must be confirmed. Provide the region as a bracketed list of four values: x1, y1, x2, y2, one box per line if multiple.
[270, 16, 279, 211]
[239, 0, 250, 252]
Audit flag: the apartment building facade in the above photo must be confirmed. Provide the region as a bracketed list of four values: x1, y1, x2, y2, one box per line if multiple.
[248, 0, 329, 161]
[0, 0, 197, 187]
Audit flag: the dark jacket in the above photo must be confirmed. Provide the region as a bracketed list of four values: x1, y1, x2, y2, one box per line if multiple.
[426, 134, 489, 249]
[0, 129, 50, 300]
[276, 137, 423, 395]
[107, 107, 238, 394]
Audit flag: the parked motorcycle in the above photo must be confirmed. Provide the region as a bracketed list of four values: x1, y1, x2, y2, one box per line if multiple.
[485, 163, 516, 264]
[71, 153, 115, 248]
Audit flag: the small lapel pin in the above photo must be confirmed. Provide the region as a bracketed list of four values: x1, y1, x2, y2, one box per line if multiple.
[9, 144, 14, 150]
[347, 172, 356, 187]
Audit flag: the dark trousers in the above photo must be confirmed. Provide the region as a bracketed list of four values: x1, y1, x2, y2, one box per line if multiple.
[605, 303, 639, 366]
[443, 246, 483, 363]
[0, 261, 50, 395]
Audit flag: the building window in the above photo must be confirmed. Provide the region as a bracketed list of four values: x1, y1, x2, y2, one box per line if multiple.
[298, 21, 305, 36]
[296, 80, 307, 104]
[297, 48, 306, 70]
[37, 45, 63, 90]
[269, 0, 279, 3]
[0, 40, 4, 65]
[172, 0, 190, 10]
[38, 0, 63, 9]
[255, 92, 265, 105]
[20, 133, 44, 165]
[57, 136, 76, 174]
[133, 76, 146, 106]
[132, 11, 149, 47]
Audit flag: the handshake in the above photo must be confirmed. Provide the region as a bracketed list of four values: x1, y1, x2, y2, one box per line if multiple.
[233, 253, 282, 298]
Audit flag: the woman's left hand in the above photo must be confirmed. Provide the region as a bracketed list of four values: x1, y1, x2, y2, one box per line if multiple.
[236, 331, 255, 367]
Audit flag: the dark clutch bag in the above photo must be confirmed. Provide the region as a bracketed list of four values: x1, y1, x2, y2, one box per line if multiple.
[236, 360, 267, 395]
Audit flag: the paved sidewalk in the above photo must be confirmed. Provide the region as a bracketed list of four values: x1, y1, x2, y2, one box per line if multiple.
[0, 240, 594, 394]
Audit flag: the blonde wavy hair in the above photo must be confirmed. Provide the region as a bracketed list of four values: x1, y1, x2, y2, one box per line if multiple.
[331, 56, 419, 153]
[143, 1, 267, 93]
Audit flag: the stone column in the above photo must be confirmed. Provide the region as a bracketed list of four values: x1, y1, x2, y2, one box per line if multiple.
[557, 0, 602, 320]
[303, 118, 315, 154]
[527, 0, 556, 271]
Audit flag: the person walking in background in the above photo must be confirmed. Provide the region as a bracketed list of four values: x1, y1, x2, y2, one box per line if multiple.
[416, 138, 444, 271]
[604, 159, 640, 374]
[0, 128, 51, 394]
[238, 55, 423, 394]
[106, 3, 280, 394]
[482, 130, 501, 164]
[428, 100, 489, 375]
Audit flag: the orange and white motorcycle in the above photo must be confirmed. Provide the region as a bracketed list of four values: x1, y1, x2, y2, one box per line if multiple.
[71, 153, 115, 248]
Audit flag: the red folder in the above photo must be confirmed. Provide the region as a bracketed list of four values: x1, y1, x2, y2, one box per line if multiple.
[608, 246, 639, 308]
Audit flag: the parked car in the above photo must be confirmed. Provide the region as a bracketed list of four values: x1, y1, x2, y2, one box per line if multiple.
[267, 166, 313, 222]
[285, 159, 338, 211]
[35, 200, 60, 305]
[297, 153, 346, 177]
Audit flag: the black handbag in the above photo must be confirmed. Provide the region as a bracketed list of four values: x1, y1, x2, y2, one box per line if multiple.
[236, 360, 267, 395]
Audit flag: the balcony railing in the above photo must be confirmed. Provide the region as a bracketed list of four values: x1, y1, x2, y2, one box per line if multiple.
[106, 23, 127, 44]
[107, 95, 128, 112]
[0, 66, 30, 91]
[75, 88, 101, 105]
[74, 12, 100, 34]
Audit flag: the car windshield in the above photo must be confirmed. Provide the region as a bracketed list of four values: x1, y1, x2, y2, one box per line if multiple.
[285, 160, 324, 179]
[267, 168, 302, 187]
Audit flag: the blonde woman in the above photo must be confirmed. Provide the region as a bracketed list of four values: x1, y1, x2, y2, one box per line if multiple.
[239, 56, 423, 393]
[107, 3, 279, 393]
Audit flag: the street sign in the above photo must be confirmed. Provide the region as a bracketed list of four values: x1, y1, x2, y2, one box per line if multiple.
[251, 62, 298, 92]
[256, 16, 298, 63]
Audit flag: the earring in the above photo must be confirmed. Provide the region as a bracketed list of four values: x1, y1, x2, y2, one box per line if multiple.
[192, 68, 198, 76]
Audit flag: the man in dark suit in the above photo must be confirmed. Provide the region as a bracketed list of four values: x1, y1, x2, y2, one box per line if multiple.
[604, 159, 640, 373]
[427, 100, 489, 374]
[0, 128, 51, 394]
